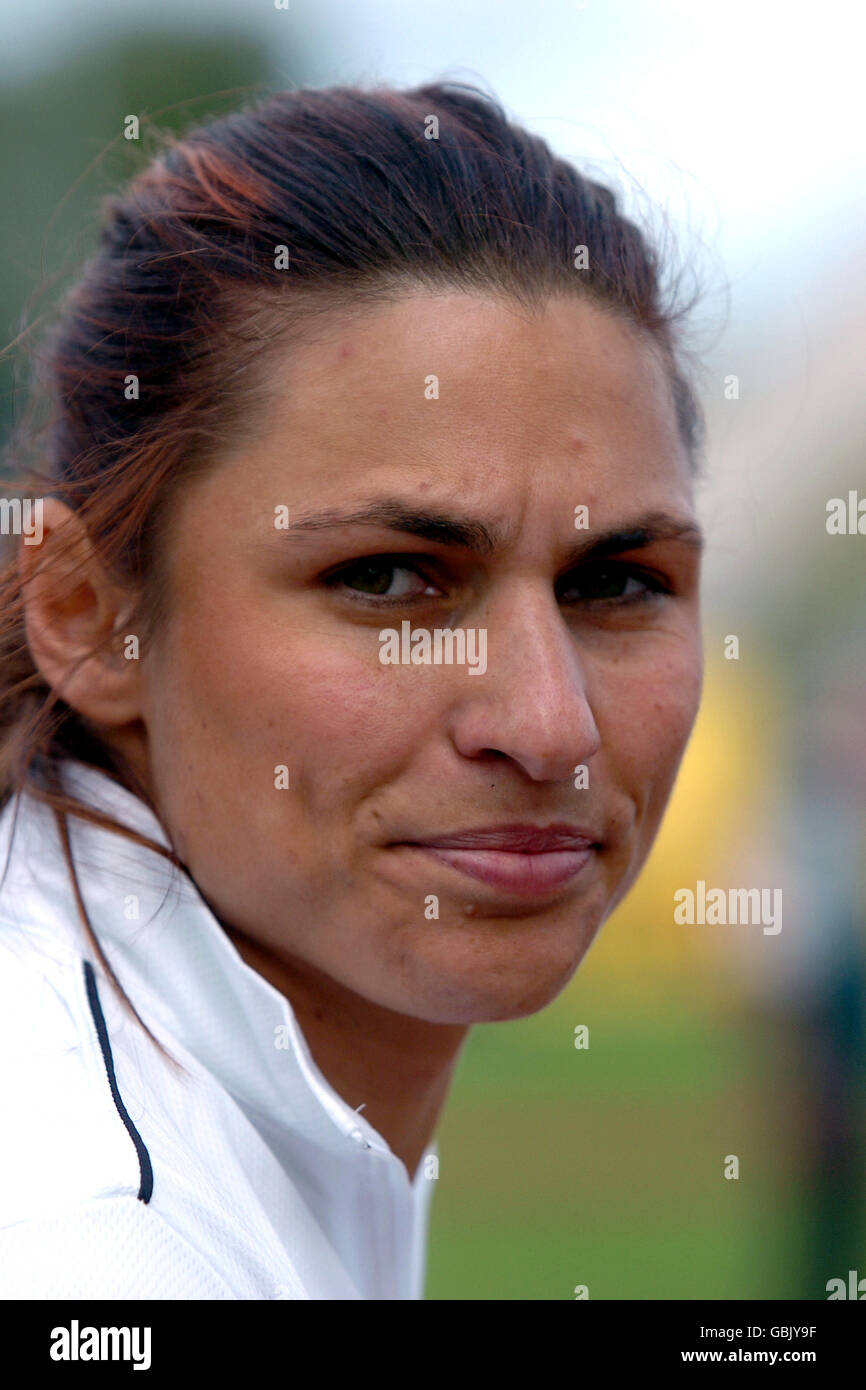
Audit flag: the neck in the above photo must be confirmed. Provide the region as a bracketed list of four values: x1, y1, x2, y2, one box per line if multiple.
[221, 925, 469, 1181]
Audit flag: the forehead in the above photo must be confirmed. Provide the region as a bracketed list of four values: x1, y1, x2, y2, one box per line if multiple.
[206, 289, 692, 520]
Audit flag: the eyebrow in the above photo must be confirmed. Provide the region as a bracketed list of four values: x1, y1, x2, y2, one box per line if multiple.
[285, 499, 705, 563]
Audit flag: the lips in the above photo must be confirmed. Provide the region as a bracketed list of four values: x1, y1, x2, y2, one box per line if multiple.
[395, 823, 599, 897]
[406, 823, 596, 852]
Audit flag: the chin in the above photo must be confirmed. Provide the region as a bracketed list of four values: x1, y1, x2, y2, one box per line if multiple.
[402, 947, 591, 1025]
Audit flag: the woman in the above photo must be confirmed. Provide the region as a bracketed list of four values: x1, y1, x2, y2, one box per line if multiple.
[0, 81, 706, 1299]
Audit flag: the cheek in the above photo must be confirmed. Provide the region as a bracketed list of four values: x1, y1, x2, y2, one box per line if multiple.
[149, 600, 427, 812]
[594, 631, 704, 810]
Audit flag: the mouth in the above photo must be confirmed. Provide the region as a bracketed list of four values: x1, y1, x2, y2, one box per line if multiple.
[393, 824, 600, 898]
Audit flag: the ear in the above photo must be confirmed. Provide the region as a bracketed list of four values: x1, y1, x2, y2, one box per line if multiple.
[19, 497, 145, 726]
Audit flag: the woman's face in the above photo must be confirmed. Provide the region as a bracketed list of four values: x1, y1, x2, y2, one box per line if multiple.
[134, 290, 704, 1023]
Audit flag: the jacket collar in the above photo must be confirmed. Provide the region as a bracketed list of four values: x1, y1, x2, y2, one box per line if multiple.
[0, 760, 416, 1175]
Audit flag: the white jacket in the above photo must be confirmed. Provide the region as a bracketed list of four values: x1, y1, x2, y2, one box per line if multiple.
[0, 761, 437, 1299]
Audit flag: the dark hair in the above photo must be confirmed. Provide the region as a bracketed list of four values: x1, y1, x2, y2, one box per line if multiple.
[0, 80, 706, 1048]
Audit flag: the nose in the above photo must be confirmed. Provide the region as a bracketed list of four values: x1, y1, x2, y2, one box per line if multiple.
[446, 587, 602, 783]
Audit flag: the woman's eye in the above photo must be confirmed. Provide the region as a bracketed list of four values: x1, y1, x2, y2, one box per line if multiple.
[323, 557, 669, 608]
[325, 558, 440, 601]
[560, 564, 667, 604]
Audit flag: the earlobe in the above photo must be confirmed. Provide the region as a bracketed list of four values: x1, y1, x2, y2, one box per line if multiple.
[18, 497, 145, 726]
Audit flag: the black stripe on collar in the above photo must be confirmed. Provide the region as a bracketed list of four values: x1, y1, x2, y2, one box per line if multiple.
[83, 960, 154, 1203]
